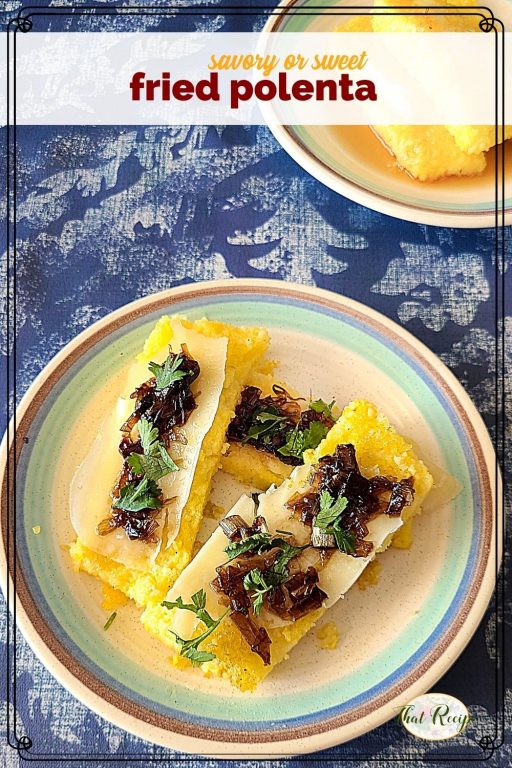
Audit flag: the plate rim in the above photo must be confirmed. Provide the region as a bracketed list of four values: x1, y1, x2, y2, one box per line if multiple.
[261, 0, 511, 229]
[0, 278, 500, 757]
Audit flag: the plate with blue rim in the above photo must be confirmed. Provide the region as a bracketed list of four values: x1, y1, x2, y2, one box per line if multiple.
[0, 279, 499, 757]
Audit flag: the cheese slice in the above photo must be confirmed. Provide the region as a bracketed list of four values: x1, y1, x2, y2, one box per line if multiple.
[141, 399, 434, 690]
[70, 320, 228, 571]
[69, 315, 270, 606]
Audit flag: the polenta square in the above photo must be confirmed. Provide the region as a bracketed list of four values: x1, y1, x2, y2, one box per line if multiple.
[372, 125, 486, 182]
[141, 399, 433, 691]
[69, 315, 269, 608]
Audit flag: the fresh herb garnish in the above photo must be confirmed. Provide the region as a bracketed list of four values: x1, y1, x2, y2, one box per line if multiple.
[273, 540, 309, 574]
[103, 611, 117, 631]
[224, 531, 273, 560]
[316, 490, 349, 528]
[149, 353, 189, 391]
[243, 569, 285, 615]
[113, 476, 162, 513]
[224, 531, 307, 564]
[244, 410, 288, 442]
[303, 420, 329, 449]
[162, 589, 229, 666]
[223, 528, 308, 614]
[315, 491, 356, 555]
[277, 421, 328, 460]
[127, 418, 179, 481]
[310, 398, 336, 420]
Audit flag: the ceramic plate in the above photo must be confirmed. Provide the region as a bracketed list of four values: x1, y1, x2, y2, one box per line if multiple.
[0, 279, 499, 757]
[262, 0, 512, 228]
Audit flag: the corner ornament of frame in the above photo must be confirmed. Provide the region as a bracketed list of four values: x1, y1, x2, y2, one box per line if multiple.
[12, 12, 33, 32]
[478, 11, 496, 32]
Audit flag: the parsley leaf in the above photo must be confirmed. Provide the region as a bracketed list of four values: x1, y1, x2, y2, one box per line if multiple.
[315, 491, 356, 555]
[277, 421, 328, 460]
[149, 353, 189, 391]
[127, 445, 178, 482]
[224, 531, 273, 560]
[243, 568, 285, 615]
[277, 424, 304, 459]
[316, 490, 349, 529]
[302, 421, 329, 450]
[162, 589, 229, 666]
[310, 398, 336, 419]
[331, 523, 357, 555]
[127, 418, 179, 481]
[223, 532, 307, 565]
[162, 590, 214, 628]
[244, 410, 288, 442]
[138, 418, 160, 454]
[113, 476, 162, 513]
[181, 647, 217, 666]
[273, 540, 309, 574]
[224, 531, 308, 614]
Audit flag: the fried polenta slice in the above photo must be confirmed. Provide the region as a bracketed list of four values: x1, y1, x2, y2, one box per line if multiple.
[142, 399, 433, 691]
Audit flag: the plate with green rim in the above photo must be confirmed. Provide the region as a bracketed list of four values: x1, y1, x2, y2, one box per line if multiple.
[261, 0, 512, 228]
[0, 279, 499, 757]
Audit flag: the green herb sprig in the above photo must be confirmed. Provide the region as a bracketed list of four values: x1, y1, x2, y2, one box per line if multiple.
[223, 529, 308, 615]
[224, 531, 307, 566]
[309, 398, 336, 420]
[277, 420, 328, 460]
[127, 418, 179, 482]
[113, 476, 162, 513]
[162, 589, 229, 666]
[244, 410, 288, 442]
[315, 491, 356, 555]
[149, 353, 189, 391]
[243, 569, 285, 615]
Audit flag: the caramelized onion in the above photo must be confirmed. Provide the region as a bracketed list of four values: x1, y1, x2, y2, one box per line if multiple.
[97, 346, 200, 543]
[288, 444, 415, 558]
[229, 612, 272, 666]
[227, 386, 334, 466]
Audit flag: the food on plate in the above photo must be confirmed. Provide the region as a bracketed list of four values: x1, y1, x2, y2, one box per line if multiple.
[222, 384, 338, 489]
[370, 126, 486, 182]
[141, 399, 433, 691]
[69, 315, 269, 606]
[338, 0, 511, 181]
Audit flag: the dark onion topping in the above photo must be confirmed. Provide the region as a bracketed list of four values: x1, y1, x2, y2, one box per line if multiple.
[227, 385, 334, 466]
[287, 444, 415, 558]
[211, 514, 328, 663]
[229, 612, 272, 666]
[212, 549, 282, 614]
[97, 346, 200, 543]
[219, 514, 268, 542]
[276, 566, 327, 621]
[127, 348, 200, 438]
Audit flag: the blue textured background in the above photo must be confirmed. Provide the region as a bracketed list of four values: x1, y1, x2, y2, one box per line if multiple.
[1, 1, 510, 765]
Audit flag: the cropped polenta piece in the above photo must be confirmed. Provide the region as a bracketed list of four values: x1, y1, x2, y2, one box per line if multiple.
[446, 125, 512, 155]
[368, 0, 505, 181]
[69, 315, 269, 607]
[372, 125, 486, 182]
[372, 0, 481, 32]
[141, 399, 433, 691]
